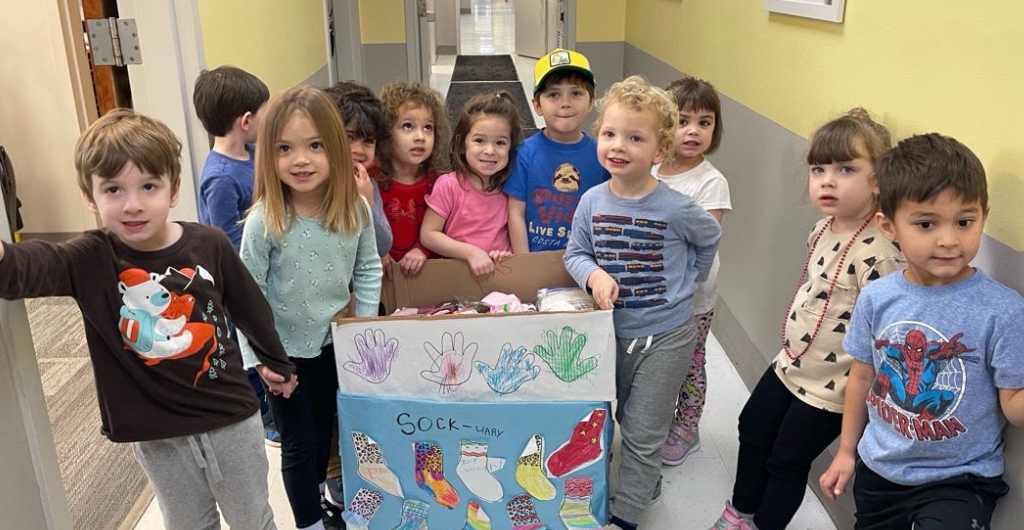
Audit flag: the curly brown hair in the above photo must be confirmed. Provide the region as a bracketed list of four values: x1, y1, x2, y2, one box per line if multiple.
[375, 81, 450, 190]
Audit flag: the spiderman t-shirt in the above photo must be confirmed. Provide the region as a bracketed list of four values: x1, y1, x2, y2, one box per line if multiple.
[845, 269, 1024, 485]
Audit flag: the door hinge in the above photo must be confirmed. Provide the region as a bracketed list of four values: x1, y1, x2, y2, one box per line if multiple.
[86, 18, 142, 66]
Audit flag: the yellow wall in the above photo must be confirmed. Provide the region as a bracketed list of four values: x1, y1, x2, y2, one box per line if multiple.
[359, 0, 406, 43]
[576, 0, 625, 42]
[625, 0, 1024, 249]
[197, 0, 326, 93]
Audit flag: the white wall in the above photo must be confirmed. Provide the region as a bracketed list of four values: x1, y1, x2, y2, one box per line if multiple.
[0, 0, 97, 234]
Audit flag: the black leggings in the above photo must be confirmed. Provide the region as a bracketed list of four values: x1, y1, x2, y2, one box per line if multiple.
[732, 367, 843, 530]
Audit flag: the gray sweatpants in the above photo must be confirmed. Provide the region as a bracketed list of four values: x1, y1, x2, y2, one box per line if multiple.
[611, 321, 698, 524]
[131, 412, 277, 530]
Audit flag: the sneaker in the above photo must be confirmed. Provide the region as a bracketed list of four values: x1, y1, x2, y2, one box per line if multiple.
[263, 428, 281, 448]
[320, 494, 346, 530]
[325, 475, 345, 509]
[661, 421, 700, 466]
[709, 501, 753, 530]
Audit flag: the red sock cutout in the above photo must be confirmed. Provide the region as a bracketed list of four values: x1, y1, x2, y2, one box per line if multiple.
[545, 408, 607, 478]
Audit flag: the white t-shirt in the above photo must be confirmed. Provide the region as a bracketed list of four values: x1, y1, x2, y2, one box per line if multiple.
[654, 158, 731, 314]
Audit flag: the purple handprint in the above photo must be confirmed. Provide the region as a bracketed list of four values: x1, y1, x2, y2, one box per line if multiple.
[344, 329, 398, 383]
[475, 342, 540, 394]
[421, 331, 477, 393]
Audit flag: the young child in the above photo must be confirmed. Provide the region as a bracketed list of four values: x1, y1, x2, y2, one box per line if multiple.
[238, 86, 383, 530]
[373, 81, 449, 277]
[653, 76, 732, 466]
[192, 65, 281, 446]
[711, 109, 904, 530]
[563, 75, 722, 530]
[0, 108, 297, 530]
[505, 48, 610, 253]
[820, 133, 1024, 530]
[421, 92, 522, 275]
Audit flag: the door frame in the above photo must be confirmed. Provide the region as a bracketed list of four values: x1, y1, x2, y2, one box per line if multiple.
[329, 0, 364, 83]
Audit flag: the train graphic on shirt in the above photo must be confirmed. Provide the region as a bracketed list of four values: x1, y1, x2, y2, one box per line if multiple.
[591, 214, 671, 308]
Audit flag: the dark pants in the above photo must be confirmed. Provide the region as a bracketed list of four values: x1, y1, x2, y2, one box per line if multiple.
[732, 367, 843, 530]
[853, 460, 1007, 530]
[266, 346, 339, 528]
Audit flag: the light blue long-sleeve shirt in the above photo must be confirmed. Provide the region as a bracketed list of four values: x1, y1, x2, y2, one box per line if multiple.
[564, 181, 721, 338]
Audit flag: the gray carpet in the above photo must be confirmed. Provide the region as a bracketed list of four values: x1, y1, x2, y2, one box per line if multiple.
[445, 81, 539, 138]
[451, 54, 519, 82]
[27, 297, 148, 530]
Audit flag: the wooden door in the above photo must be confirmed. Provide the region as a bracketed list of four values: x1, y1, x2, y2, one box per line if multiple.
[81, 0, 132, 116]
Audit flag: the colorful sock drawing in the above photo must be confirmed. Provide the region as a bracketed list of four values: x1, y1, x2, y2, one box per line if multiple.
[352, 431, 403, 497]
[344, 328, 398, 383]
[422, 331, 478, 393]
[559, 477, 601, 529]
[532, 326, 597, 382]
[456, 440, 503, 502]
[506, 493, 549, 530]
[341, 487, 384, 530]
[546, 408, 607, 477]
[465, 500, 492, 530]
[413, 441, 460, 509]
[391, 498, 429, 530]
[515, 434, 555, 500]
[475, 342, 541, 394]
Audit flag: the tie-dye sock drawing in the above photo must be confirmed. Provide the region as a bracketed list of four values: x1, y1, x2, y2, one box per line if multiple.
[514, 434, 555, 500]
[546, 408, 607, 477]
[456, 440, 503, 502]
[558, 477, 601, 529]
[465, 500, 492, 530]
[422, 331, 478, 393]
[390, 498, 429, 530]
[352, 431, 403, 497]
[533, 326, 596, 382]
[413, 441, 460, 509]
[341, 487, 384, 530]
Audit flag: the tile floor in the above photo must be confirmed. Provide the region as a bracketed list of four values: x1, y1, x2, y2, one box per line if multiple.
[134, 2, 838, 528]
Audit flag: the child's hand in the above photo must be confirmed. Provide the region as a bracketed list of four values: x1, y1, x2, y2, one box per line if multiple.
[398, 247, 427, 275]
[354, 162, 374, 205]
[257, 365, 299, 398]
[467, 247, 496, 276]
[381, 254, 395, 280]
[0, 241, 5, 262]
[819, 452, 856, 500]
[488, 250, 512, 262]
[587, 270, 619, 310]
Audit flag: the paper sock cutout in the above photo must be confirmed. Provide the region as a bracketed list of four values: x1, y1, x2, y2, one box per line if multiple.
[545, 408, 607, 477]
[391, 499, 430, 530]
[515, 434, 555, 500]
[487, 456, 506, 473]
[456, 440, 503, 502]
[413, 441, 460, 509]
[465, 500, 492, 530]
[506, 493, 549, 530]
[559, 477, 601, 529]
[341, 487, 384, 530]
[352, 431, 404, 497]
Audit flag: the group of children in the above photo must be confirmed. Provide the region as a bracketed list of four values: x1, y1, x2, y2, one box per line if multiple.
[1, 44, 1023, 530]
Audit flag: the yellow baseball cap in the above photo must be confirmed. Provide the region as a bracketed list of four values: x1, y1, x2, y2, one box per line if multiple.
[534, 48, 595, 95]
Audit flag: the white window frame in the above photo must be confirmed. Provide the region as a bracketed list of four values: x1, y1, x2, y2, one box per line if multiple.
[764, 0, 846, 23]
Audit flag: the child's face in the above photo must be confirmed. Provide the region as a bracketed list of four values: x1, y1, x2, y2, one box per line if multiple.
[596, 103, 668, 181]
[276, 111, 330, 202]
[85, 162, 179, 252]
[390, 103, 435, 171]
[345, 121, 376, 167]
[808, 154, 877, 226]
[463, 114, 511, 182]
[878, 190, 986, 287]
[532, 81, 594, 142]
[673, 107, 715, 162]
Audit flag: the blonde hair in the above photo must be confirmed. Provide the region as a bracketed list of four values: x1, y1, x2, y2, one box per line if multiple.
[252, 85, 366, 239]
[375, 81, 450, 190]
[75, 108, 181, 200]
[594, 75, 678, 158]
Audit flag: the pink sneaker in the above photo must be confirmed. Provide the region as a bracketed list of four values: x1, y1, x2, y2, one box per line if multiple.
[661, 421, 700, 466]
[708, 501, 753, 530]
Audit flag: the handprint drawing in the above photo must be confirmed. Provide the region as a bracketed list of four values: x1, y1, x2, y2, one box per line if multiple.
[475, 342, 541, 394]
[344, 329, 398, 383]
[533, 326, 597, 382]
[422, 331, 478, 393]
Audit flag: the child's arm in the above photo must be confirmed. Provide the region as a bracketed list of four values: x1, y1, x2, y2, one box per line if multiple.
[820, 359, 874, 499]
[999, 388, 1024, 427]
[508, 198, 530, 254]
[351, 199, 384, 317]
[367, 177, 393, 259]
[420, 208, 497, 276]
[0, 239, 87, 299]
[563, 197, 618, 309]
[682, 202, 722, 282]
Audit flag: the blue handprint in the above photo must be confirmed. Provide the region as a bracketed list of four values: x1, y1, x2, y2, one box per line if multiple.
[344, 329, 398, 383]
[475, 342, 541, 394]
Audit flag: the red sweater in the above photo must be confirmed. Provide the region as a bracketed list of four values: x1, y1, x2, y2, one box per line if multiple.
[375, 168, 438, 261]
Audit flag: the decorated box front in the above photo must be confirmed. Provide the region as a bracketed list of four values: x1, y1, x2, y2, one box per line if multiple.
[337, 393, 612, 529]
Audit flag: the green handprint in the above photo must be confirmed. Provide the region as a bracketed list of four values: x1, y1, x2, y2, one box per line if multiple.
[532, 326, 596, 382]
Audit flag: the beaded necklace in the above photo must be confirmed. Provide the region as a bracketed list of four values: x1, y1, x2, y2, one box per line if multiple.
[782, 214, 875, 360]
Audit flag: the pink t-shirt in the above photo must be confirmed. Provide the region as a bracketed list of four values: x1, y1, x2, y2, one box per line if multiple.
[425, 172, 511, 252]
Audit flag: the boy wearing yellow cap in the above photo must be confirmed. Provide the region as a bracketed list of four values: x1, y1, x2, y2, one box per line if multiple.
[504, 48, 611, 254]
